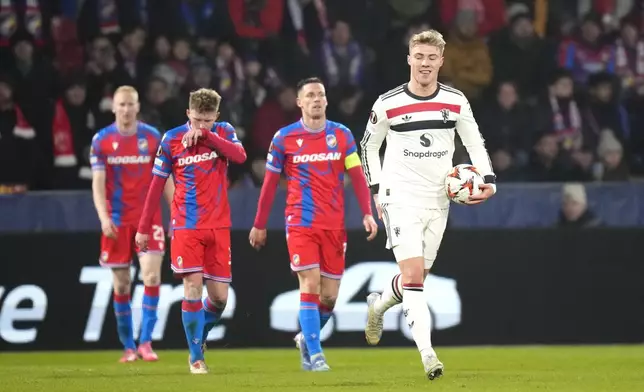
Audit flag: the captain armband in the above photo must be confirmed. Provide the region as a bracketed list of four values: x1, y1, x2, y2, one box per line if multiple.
[344, 152, 361, 170]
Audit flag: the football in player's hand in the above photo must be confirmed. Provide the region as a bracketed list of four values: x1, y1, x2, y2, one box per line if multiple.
[445, 164, 483, 204]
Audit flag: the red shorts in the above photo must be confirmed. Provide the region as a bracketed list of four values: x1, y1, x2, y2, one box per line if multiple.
[170, 229, 231, 282]
[286, 227, 347, 279]
[99, 223, 165, 268]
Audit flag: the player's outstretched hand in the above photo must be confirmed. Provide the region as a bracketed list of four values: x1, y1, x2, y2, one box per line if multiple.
[101, 219, 118, 239]
[135, 232, 149, 252]
[249, 227, 267, 250]
[373, 194, 383, 220]
[465, 183, 496, 205]
[363, 215, 378, 241]
[182, 127, 204, 148]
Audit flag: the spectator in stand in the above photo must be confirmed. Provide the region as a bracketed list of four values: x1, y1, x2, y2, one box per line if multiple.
[115, 26, 150, 89]
[477, 81, 535, 166]
[161, 0, 232, 40]
[250, 86, 299, 158]
[77, 0, 142, 43]
[85, 35, 132, 128]
[226, 0, 284, 51]
[5, 34, 58, 188]
[318, 20, 364, 95]
[240, 56, 283, 134]
[559, 13, 616, 84]
[440, 10, 492, 101]
[614, 17, 644, 93]
[152, 35, 172, 64]
[318, 20, 367, 135]
[0, 0, 50, 57]
[557, 183, 601, 228]
[526, 132, 590, 182]
[52, 77, 97, 189]
[526, 133, 568, 182]
[595, 130, 630, 181]
[438, 0, 506, 37]
[213, 41, 245, 126]
[535, 69, 590, 153]
[488, 11, 555, 100]
[5, 33, 57, 114]
[0, 76, 38, 193]
[139, 76, 184, 132]
[625, 82, 644, 173]
[166, 37, 194, 93]
[490, 149, 524, 182]
[586, 72, 630, 146]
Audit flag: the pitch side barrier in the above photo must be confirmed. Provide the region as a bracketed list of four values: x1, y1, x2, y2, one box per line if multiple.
[0, 229, 642, 351]
[3, 181, 644, 232]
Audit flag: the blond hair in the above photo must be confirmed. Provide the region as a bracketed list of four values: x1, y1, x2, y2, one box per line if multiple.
[189, 88, 222, 113]
[113, 85, 139, 101]
[409, 29, 446, 54]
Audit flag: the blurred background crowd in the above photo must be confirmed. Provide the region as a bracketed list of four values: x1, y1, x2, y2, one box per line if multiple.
[1, 0, 644, 193]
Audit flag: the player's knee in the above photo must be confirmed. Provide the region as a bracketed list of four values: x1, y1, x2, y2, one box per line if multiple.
[183, 274, 203, 300]
[297, 270, 321, 294]
[113, 283, 130, 295]
[320, 294, 337, 308]
[399, 257, 425, 285]
[112, 269, 131, 295]
[209, 298, 227, 310]
[142, 270, 161, 286]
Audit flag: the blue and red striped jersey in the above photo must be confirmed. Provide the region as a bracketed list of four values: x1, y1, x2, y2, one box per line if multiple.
[266, 119, 357, 230]
[90, 122, 162, 226]
[153, 122, 240, 230]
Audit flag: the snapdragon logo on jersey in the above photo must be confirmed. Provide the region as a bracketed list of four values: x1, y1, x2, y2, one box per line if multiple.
[106, 155, 152, 165]
[269, 262, 461, 341]
[177, 151, 219, 166]
[402, 133, 448, 159]
[293, 152, 342, 164]
[404, 150, 449, 159]
[80, 266, 236, 343]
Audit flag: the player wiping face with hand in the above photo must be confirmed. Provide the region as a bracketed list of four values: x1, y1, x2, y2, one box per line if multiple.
[136, 88, 246, 374]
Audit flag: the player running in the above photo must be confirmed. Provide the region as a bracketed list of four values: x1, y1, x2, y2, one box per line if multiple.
[360, 30, 497, 380]
[136, 88, 246, 374]
[249, 77, 378, 372]
[91, 86, 175, 363]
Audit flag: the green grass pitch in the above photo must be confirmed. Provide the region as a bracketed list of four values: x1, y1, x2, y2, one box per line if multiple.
[2, 346, 644, 391]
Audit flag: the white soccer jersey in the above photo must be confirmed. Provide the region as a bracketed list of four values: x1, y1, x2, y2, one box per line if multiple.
[360, 83, 494, 208]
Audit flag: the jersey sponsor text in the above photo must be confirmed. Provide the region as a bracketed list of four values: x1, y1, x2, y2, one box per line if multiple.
[177, 151, 219, 166]
[106, 155, 152, 165]
[292, 152, 342, 163]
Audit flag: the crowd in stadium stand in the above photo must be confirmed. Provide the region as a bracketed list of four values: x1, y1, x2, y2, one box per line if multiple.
[0, 0, 643, 193]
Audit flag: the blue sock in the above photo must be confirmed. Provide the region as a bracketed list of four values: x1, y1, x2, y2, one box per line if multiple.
[319, 303, 333, 330]
[202, 297, 225, 340]
[181, 299, 205, 362]
[299, 293, 322, 357]
[114, 293, 136, 350]
[139, 286, 160, 344]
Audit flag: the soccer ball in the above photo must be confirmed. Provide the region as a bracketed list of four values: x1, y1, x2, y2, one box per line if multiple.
[445, 164, 483, 204]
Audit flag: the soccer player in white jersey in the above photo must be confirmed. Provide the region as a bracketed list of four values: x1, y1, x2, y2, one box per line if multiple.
[360, 30, 497, 380]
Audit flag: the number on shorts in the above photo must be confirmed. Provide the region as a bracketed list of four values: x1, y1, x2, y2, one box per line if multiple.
[152, 225, 165, 241]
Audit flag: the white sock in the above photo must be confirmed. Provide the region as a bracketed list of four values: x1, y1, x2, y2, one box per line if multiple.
[374, 273, 403, 314]
[402, 283, 436, 359]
